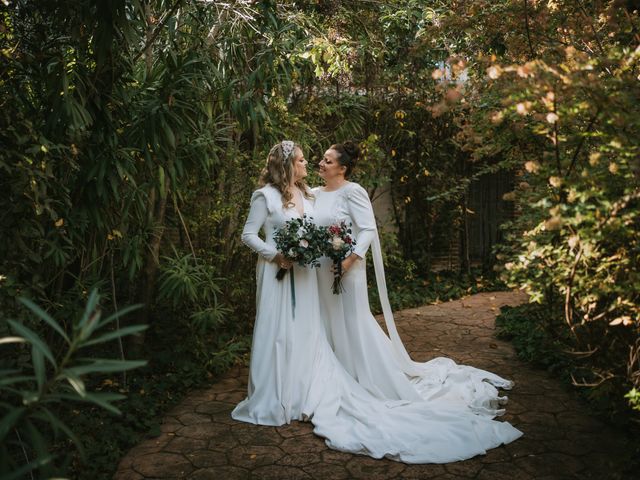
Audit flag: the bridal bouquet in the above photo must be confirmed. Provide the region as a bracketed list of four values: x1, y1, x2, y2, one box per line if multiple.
[323, 221, 356, 294]
[273, 215, 326, 280]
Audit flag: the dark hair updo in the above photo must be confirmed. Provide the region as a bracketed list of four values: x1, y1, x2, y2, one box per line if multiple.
[330, 140, 361, 178]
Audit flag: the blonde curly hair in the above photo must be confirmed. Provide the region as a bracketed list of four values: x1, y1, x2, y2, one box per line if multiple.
[259, 142, 312, 208]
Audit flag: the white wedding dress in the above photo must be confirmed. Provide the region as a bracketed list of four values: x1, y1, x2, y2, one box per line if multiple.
[313, 182, 522, 415]
[313, 182, 522, 416]
[232, 184, 522, 463]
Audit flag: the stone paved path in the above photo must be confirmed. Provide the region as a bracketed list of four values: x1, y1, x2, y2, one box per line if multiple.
[114, 292, 631, 479]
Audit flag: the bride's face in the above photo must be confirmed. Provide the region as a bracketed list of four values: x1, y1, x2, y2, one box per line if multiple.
[318, 149, 346, 181]
[292, 147, 308, 181]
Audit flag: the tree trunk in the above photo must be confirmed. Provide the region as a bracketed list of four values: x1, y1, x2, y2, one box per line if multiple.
[129, 1, 164, 354]
[144, 1, 154, 74]
[460, 195, 471, 276]
[129, 183, 169, 353]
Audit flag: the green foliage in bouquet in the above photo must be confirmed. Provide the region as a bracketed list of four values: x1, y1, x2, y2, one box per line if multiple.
[273, 215, 328, 269]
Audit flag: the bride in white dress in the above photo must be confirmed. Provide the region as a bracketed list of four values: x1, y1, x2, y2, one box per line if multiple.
[313, 141, 520, 416]
[232, 140, 522, 463]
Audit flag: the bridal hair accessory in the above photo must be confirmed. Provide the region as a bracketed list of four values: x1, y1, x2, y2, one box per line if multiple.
[281, 140, 295, 163]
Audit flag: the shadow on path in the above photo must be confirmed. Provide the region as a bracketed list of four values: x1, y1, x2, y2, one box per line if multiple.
[114, 292, 630, 479]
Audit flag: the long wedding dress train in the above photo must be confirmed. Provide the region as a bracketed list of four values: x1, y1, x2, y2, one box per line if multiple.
[232, 184, 522, 463]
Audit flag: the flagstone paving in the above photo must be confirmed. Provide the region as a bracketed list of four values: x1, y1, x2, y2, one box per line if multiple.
[114, 292, 632, 479]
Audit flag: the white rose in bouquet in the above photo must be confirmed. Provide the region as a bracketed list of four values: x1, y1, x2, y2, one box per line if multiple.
[331, 236, 345, 251]
[299, 239, 309, 248]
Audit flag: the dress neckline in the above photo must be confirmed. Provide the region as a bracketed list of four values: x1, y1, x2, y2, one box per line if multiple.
[287, 191, 307, 218]
[319, 181, 351, 193]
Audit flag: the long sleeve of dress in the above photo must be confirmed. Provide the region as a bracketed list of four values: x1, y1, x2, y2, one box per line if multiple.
[241, 192, 279, 261]
[348, 184, 377, 259]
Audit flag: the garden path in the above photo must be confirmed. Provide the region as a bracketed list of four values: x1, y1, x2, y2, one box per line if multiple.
[114, 292, 630, 479]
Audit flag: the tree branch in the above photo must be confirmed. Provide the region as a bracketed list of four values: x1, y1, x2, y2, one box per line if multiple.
[552, 94, 562, 176]
[566, 108, 600, 177]
[576, 0, 605, 56]
[565, 246, 582, 336]
[523, 0, 536, 59]
[132, 0, 184, 64]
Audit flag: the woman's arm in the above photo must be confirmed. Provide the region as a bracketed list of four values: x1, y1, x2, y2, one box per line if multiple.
[241, 192, 279, 261]
[348, 184, 377, 259]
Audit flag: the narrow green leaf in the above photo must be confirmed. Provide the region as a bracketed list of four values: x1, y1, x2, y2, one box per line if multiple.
[0, 453, 54, 480]
[0, 407, 25, 442]
[95, 303, 143, 330]
[23, 419, 49, 466]
[7, 320, 56, 367]
[78, 289, 100, 329]
[18, 297, 69, 343]
[45, 391, 127, 415]
[41, 392, 80, 403]
[66, 359, 146, 376]
[158, 165, 166, 199]
[0, 375, 34, 387]
[0, 337, 27, 345]
[162, 122, 176, 149]
[61, 370, 86, 397]
[81, 324, 148, 348]
[35, 407, 85, 458]
[0, 387, 23, 398]
[82, 392, 125, 415]
[32, 346, 45, 392]
[21, 389, 40, 405]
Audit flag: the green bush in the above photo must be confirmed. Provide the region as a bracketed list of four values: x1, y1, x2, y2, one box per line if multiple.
[60, 307, 251, 480]
[495, 303, 569, 374]
[368, 230, 503, 312]
[490, 44, 640, 417]
[495, 301, 640, 431]
[432, 0, 640, 418]
[626, 389, 640, 413]
[1, 290, 146, 479]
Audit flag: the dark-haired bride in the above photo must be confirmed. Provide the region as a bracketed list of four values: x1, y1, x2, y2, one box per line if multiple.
[313, 141, 520, 417]
[233, 140, 522, 464]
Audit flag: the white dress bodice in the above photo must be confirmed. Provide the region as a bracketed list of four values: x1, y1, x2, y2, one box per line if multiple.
[241, 184, 313, 261]
[312, 182, 376, 259]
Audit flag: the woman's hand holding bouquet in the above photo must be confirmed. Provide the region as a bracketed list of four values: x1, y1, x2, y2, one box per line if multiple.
[273, 215, 326, 280]
[323, 221, 356, 294]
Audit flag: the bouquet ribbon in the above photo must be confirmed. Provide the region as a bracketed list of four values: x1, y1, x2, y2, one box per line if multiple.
[332, 259, 343, 294]
[276, 266, 296, 319]
[290, 268, 296, 320]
